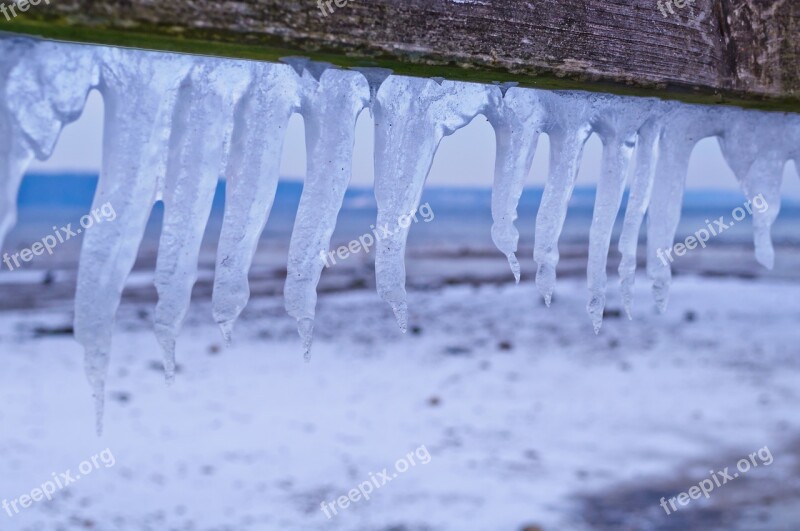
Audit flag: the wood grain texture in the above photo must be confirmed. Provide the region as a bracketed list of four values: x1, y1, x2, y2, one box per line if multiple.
[4, 0, 799, 110]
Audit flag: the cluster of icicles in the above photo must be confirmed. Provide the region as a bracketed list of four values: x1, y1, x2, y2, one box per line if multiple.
[1, 37, 799, 433]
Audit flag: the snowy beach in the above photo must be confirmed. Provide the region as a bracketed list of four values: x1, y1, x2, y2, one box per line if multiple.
[1, 229, 800, 530]
[2, 175, 800, 529]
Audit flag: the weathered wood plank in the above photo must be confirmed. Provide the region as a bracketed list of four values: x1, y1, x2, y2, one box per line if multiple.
[3, 0, 799, 111]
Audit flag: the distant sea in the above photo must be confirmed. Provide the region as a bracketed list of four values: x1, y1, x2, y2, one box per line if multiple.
[7, 173, 800, 265]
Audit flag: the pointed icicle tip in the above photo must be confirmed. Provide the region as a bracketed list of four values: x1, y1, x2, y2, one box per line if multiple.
[92, 380, 105, 437]
[507, 253, 521, 284]
[391, 302, 408, 333]
[297, 318, 315, 362]
[753, 228, 775, 270]
[587, 296, 605, 334]
[536, 263, 556, 307]
[218, 319, 234, 348]
[620, 277, 634, 320]
[163, 358, 176, 386]
[624, 303, 633, 321]
[155, 325, 177, 385]
[652, 280, 670, 314]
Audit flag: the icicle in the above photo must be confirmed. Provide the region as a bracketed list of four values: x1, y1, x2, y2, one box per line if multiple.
[153, 58, 252, 380]
[0, 38, 35, 252]
[3, 39, 101, 429]
[373, 76, 499, 330]
[645, 106, 725, 312]
[2, 39, 98, 251]
[585, 97, 658, 332]
[617, 114, 665, 318]
[533, 92, 593, 306]
[486, 87, 544, 282]
[74, 49, 193, 436]
[284, 70, 369, 359]
[718, 110, 794, 270]
[212, 63, 302, 343]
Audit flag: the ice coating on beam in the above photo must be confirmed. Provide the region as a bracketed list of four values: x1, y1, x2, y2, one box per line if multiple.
[212, 62, 302, 344]
[154, 59, 252, 381]
[74, 48, 194, 433]
[284, 69, 369, 359]
[372, 76, 500, 330]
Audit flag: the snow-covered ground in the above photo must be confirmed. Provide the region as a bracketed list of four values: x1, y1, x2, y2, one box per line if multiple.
[0, 263, 798, 530]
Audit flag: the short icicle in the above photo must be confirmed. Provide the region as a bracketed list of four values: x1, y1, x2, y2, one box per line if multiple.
[718, 110, 794, 270]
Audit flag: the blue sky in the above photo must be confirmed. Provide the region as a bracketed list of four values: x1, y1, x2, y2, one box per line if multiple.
[31, 91, 800, 197]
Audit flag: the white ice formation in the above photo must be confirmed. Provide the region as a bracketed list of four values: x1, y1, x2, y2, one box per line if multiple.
[1, 36, 798, 432]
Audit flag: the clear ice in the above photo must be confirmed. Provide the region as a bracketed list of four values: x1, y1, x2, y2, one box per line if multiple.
[1, 36, 798, 431]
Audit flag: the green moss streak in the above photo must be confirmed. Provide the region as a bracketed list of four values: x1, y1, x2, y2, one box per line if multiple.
[3, 16, 799, 113]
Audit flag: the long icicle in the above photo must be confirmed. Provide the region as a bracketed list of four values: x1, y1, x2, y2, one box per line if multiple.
[284, 68, 370, 359]
[617, 115, 664, 318]
[212, 62, 302, 344]
[487, 87, 543, 282]
[74, 49, 193, 434]
[154, 58, 252, 380]
[645, 106, 724, 312]
[585, 97, 657, 332]
[373, 76, 499, 330]
[533, 92, 593, 306]
[586, 135, 636, 332]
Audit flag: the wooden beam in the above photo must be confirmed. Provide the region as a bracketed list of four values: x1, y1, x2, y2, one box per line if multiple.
[3, 0, 799, 111]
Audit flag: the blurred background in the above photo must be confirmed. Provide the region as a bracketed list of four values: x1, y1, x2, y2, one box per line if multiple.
[1, 90, 799, 530]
